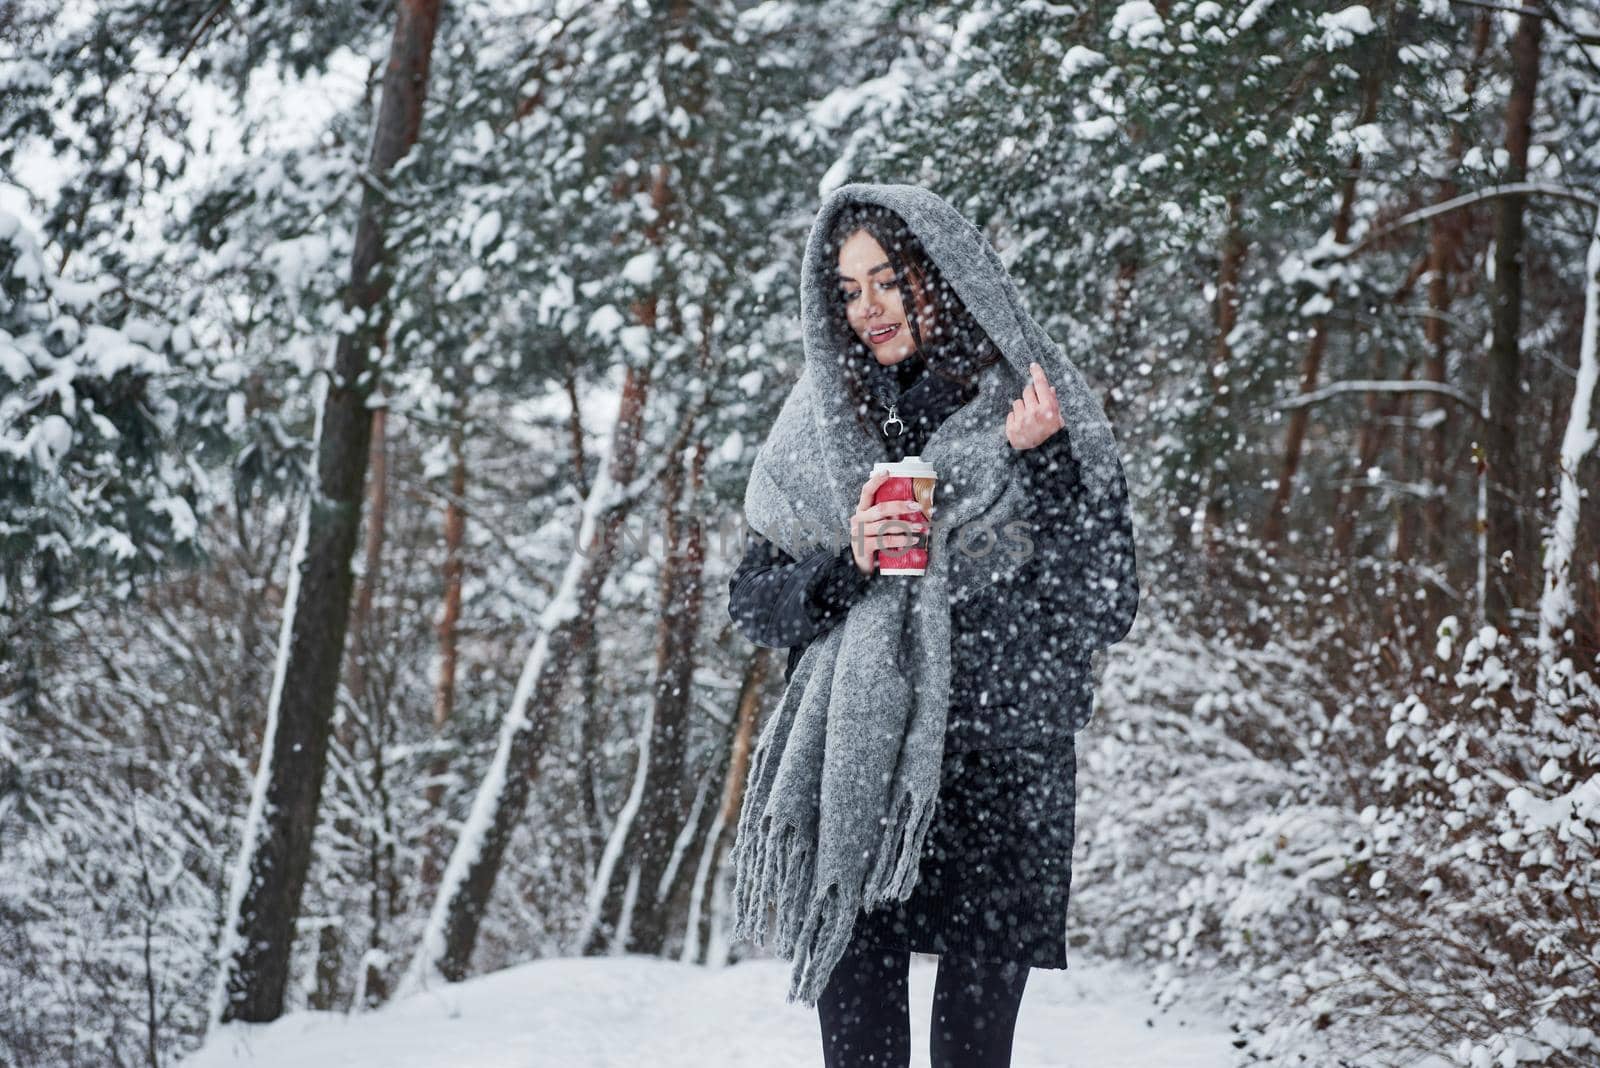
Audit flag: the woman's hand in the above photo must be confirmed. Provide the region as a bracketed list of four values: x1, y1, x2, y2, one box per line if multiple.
[1006, 361, 1064, 451]
[849, 469, 928, 575]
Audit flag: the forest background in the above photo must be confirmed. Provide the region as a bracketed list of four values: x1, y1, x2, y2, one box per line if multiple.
[2, 1, 1598, 1065]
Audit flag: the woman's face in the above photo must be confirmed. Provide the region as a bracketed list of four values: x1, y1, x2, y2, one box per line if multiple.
[837, 229, 935, 367]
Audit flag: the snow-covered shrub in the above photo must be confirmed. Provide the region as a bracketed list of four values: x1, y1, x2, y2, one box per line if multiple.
[1278, 619, 1600, 1067]
[1070, 592, 1364, 1056]
[1071, 584, 1598, 1067]
[0, 718, 225, 1067]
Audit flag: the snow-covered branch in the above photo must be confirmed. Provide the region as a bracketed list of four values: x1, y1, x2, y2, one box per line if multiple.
[1323, 181, 1600, 261]
[1271, 378, 1484, 418]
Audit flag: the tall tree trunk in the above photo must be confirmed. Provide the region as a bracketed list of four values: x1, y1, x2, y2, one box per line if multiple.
[1389, 254, 1435, 568]
[396, 364, 652, 994]
[421, 403, 468, 891]
[432, 406, 467, 742]
[1484, 2, 1543, 629]
[1262, 60, 1388, 547]
[617, 438, 707, 952]
[657, 746, 725, 949]
[1535, 201, 1600, 713]
[582, 436, 709, 956]
[356, 397, 408, 1010]
[210, 0, 442, 1028]
[351, 399, 392, 703]
[1201, 193, 1246, 575]
[1420, 200, 1459, 594]
[310, 393, 394, 1013]
[683, 647, 771, 964]
[561, 371, 608, 873]
[1420, 13, 1493, 624]
[358, 694, 402, 1010]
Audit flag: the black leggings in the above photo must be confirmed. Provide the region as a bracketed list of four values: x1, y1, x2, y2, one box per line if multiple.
[817, 923, 1030, 1068]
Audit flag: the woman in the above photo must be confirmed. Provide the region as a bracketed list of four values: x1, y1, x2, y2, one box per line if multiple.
[726, 184, 1138, 1068]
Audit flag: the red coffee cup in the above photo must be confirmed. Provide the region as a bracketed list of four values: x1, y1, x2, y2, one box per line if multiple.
[870, 456, 937, 575]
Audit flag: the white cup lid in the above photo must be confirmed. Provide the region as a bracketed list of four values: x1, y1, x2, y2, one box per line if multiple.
[872, 455, 937, 479]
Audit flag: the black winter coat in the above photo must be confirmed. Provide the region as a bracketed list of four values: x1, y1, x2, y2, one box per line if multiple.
[728, 355, 1139, 752]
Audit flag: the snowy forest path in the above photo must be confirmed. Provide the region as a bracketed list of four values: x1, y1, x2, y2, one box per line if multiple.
[185, 953, 1239, 1066]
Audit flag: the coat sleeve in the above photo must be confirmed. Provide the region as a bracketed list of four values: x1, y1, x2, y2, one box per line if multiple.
[728, 532, 872, 649]
[1012, 428, 1140, 651]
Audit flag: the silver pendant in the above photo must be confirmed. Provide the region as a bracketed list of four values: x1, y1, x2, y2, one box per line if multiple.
[882, 403, 904, 437]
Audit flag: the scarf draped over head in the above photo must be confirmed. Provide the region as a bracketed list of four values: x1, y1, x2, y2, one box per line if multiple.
[728, 182, 1121, 1006]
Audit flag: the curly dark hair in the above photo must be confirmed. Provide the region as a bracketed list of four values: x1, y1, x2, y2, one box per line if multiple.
[821, 200, 1002, 433]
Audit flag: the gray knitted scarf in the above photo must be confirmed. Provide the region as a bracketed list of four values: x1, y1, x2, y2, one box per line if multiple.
[728, 182, 1120, 1006]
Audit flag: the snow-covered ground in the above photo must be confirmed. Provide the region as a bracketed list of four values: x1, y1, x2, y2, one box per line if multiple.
[183, 953, 1241, 1067]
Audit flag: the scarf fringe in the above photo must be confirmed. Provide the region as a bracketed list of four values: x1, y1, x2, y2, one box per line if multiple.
[784, 881, 852, 1007]
[730, 812, 815, 949]
[863, 785, 939, 905]
[729, 784, 942, 1008]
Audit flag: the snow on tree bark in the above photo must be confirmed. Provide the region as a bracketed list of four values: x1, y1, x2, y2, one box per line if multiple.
[682, 648, 772, 966]
[396, 365, 651, 997]
[578, 430, 710, 957]
[1536, 200, 1600, 715]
